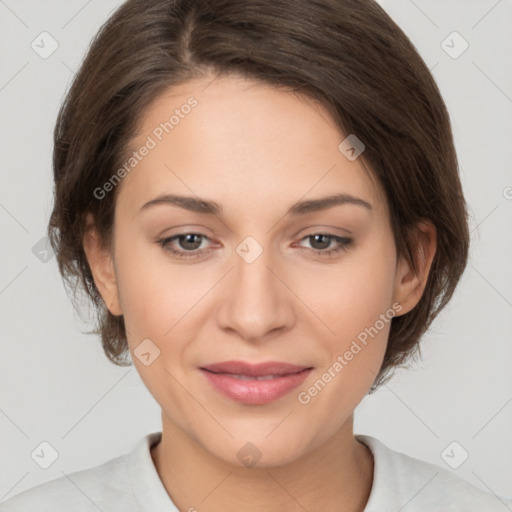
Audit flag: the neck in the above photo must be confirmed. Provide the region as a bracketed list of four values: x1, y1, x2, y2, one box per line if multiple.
[151, 413, 374, 512]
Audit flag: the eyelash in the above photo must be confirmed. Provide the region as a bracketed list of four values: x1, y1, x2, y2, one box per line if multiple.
[157, 232, 353, 260]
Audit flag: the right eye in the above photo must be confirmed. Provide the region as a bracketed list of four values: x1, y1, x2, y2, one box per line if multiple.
[158, 233, 213, 259]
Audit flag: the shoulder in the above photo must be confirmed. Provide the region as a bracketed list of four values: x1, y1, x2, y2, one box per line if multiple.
[0, 434, 161, 512]
[357, 434, 512, 512]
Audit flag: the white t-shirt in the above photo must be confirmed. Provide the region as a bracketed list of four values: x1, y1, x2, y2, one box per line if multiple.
[1, 432, 510, 511]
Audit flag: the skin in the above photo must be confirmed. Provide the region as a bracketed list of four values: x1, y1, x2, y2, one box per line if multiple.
[83, 74, 436, 512]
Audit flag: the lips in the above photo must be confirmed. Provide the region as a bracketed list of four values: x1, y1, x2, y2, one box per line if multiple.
[200, 360, 313, 405]
[201, 360, 310, 377]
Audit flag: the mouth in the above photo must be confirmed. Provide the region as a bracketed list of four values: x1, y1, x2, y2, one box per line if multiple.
[199, 361, 313, 405]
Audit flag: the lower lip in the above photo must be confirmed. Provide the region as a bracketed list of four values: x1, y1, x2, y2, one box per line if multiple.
[200, 368, 312, 405]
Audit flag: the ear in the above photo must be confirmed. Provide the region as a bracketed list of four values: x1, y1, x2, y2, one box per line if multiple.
[392, 220, 437, 316]
[82, 213, 122, 316]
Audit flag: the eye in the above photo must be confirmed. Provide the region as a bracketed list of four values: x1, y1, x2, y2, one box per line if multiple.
[157, 232, 353, 260]
[158, 233, 212, 259]
[295, 233, 353, 257]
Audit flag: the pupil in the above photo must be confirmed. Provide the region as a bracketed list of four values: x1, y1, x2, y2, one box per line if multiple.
[180, 234, 201, 250]
[311, 234, 330, 250]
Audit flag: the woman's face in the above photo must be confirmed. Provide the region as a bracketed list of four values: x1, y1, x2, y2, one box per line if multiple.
[91, 74, 418, 467]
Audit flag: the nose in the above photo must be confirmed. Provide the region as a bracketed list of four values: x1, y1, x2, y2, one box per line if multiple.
[215, 242, 295, 344]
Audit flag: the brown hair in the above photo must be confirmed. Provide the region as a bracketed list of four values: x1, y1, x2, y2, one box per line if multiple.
[48, 0, 469, 390]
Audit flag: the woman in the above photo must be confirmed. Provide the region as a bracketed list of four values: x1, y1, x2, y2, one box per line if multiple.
[1, 0, 510, 510]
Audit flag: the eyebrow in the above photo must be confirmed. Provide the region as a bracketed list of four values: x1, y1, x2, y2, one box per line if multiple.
[140, 193, 372, 216]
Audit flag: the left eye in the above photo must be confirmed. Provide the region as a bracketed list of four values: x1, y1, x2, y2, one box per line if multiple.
[295, 233, 353, 255]
[157, 232, 352, 259]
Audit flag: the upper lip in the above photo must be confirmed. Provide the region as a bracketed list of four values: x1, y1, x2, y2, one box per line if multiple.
[200, 361, 312, 377]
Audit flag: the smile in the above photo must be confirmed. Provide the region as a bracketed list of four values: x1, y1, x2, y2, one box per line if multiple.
[199, 361, 313, 405]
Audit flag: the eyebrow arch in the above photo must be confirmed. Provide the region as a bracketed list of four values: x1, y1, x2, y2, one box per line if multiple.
[139, 193, 372, 216]
[287, 193, 372, 215]
[140, 194, 222, 215]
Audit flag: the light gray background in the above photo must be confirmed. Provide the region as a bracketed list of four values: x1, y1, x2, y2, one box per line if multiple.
[1, 0, 511, 503]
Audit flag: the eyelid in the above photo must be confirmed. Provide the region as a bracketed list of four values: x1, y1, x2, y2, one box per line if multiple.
[292, 224, 354, 238]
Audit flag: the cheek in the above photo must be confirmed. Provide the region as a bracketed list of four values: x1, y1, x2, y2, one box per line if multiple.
[299, 234, 397, 398]
[113, 233, 199, 349]
[314, 236, 398, 342]
[112, 237, 207, 410]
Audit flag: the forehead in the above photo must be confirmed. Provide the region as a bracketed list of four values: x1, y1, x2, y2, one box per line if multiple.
[116, 74, 387, 221]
